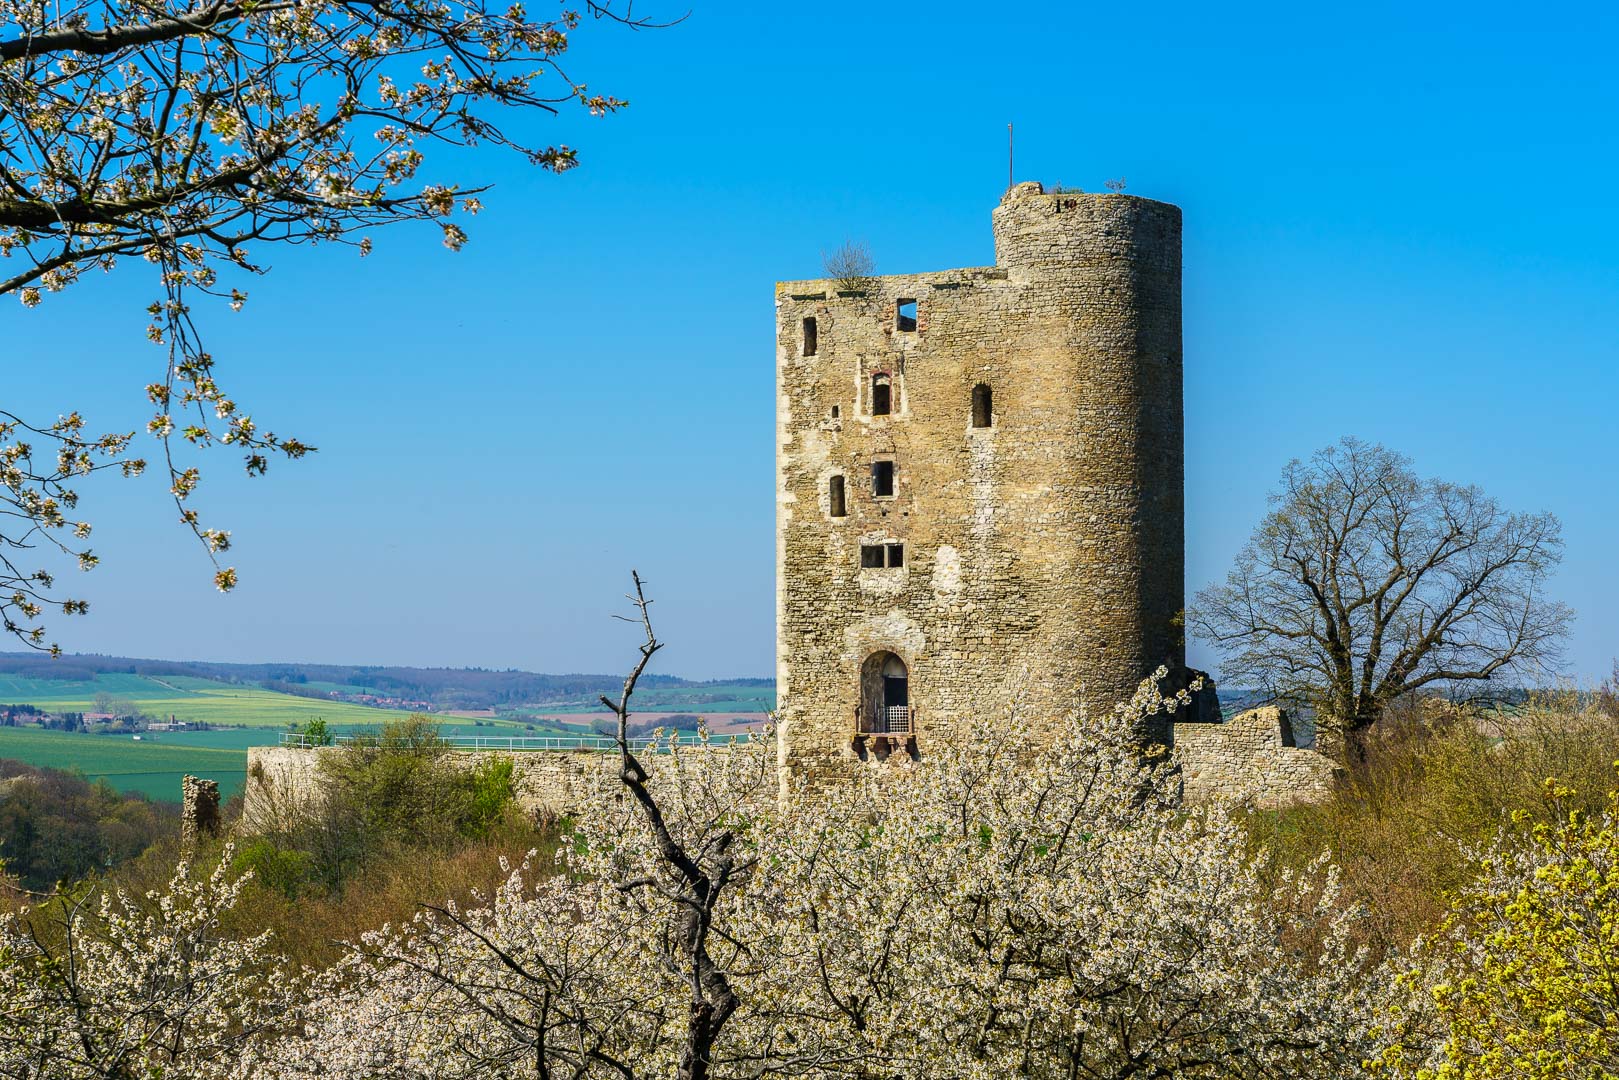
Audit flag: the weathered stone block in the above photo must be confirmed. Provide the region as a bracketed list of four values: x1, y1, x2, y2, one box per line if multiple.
[1173, 707, 1341, 808]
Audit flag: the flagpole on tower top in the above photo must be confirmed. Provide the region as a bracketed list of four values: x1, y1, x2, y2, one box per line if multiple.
[1007, 123, 1014, 191]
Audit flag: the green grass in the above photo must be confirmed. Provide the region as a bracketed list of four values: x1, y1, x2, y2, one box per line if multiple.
[0, 717, 594, 802]
[0, 672, 413, 727]
[299, 679, 379, 695]
[521, 683, 776, 715]
[0, 727, 248, 801]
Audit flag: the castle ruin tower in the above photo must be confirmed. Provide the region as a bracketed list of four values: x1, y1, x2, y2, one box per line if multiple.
[775, 182, 1185, 781]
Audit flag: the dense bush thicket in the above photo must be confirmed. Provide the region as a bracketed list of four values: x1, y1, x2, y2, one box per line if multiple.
[1373, 780, 1619, 1079]
[0, 760, 176, 891]
[1258, 682, 1619, 956]
[7, 715, 553, 971]
[234, 716, 525, 902]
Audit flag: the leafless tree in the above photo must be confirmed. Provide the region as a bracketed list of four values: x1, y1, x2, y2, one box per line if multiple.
[1193, 437, 1571, 761]
[820, 238, 874, 293]
[599, 571, 751, 1080]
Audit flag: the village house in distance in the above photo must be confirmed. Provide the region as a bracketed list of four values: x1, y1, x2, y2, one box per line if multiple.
[774, 181, 1333, 802]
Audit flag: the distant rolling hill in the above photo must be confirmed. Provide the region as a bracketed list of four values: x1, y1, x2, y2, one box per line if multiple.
[0, 653, 775, 714]
[0, 671, 418, 728]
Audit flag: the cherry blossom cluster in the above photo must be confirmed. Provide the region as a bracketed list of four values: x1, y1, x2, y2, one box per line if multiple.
[0, 0, 632, 646]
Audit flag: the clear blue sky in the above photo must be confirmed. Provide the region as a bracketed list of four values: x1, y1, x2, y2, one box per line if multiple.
[8, 1, 1617, 682]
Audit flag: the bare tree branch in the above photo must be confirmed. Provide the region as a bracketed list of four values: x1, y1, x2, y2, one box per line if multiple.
[599, 570, 741, 1080]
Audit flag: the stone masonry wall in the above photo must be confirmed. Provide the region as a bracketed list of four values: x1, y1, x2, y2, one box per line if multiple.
[776, 183, 1184, 788]
[180, 775, 221, 847]
[242, 746, 667, 831]
[1173, 707, 1340, 808]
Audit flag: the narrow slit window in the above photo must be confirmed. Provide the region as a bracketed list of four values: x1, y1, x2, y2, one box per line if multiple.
[871, 460, 895, 497]
[831, 404, 840, 419]
[871, 373, 892, 416]
[829, 475, 846, 517]
[886, 543, 904, 567]
[802, 316, 817, 356]
[972, 383, 993, 428]
[860, 544, 885, 568]
[896, 299, 918, 332]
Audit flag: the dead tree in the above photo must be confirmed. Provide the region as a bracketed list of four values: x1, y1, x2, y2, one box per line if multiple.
[599, 572, 748, 1080]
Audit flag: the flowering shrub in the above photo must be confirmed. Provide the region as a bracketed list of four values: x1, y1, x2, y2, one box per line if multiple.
[0, 0, 640, 648]
[14, 661, 1616, 1075]
[270, 674, 1381, 1078]
[1374, 777, 1619, 1080]
[0, 849, 295, 1078]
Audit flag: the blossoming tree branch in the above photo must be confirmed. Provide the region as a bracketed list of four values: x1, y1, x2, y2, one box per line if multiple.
[0, 0, 643, 648]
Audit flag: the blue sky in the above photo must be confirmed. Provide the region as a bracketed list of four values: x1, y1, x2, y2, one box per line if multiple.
[7, 1, 1617, 682]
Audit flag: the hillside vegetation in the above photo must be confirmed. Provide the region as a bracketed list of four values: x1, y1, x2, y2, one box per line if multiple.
[0, 760, 176, 891]
[1258, 683, 1619, 958]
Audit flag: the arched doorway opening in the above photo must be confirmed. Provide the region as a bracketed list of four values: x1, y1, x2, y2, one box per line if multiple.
[855, 651, 916, 762]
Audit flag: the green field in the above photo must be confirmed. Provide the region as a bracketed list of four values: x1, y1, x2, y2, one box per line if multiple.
[0, 672, 422, 727]
[519, 683, 777, 716]
[0, 718, 591, 802]
[0, 671, 769, 801]
[0, 727, 250, 801]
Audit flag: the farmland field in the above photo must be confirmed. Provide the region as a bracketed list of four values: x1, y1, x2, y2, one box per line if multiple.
[0, 672, 419, 727]
[517, 683, 777, 716]
[0, 727, 250, 801]
[0, 669, 773, 801]
[0, 718, 600, 801]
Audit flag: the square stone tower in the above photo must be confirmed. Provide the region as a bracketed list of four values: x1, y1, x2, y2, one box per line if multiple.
[775, 182, 1185, 780]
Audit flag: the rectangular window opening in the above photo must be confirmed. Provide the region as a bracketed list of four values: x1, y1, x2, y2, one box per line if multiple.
[972, 383, 993, 428]
[871, 374, 892, 416]
[871, 460, 895, 497]
[860, 544, 884, 568]
[802, 316, 817, 356]
[886, 543, 904, 568]
[829, 475, 846, 517]
[896, 299, 918, 332]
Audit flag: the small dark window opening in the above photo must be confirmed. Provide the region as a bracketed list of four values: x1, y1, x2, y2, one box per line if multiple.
[829, 475, 846, 517]
[871, 374, 892, 416]
[871, 460, 895, 497]
[972, 383, 993, 428]
[802, 316, 817, 356]
[896, 299, 918, 332]
[831, 404, 840, 419]
[860, 543, 904, 569]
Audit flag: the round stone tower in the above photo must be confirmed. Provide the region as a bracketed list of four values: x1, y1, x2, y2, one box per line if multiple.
[990, 182, 1186, 735]
[774, 181, 1186, 782]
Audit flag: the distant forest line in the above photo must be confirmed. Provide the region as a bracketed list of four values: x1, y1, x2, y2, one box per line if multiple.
[0, 653, 772, 712]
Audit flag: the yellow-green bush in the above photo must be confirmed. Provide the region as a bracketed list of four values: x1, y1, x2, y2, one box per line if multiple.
[1373, 776, 1619, 1079]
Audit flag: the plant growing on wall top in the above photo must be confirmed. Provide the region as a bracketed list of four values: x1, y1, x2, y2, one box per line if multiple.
[823, 238, 876, 294]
